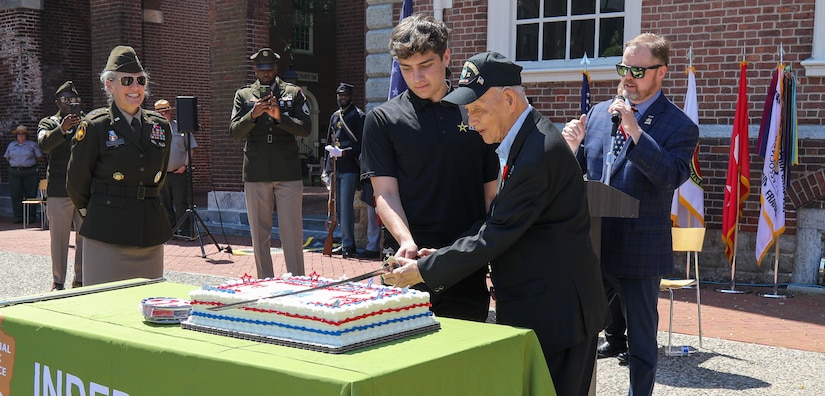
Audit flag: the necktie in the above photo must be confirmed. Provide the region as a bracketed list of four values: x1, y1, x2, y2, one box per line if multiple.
[611, 106, 639, 156]
[131, 118, 141, 140]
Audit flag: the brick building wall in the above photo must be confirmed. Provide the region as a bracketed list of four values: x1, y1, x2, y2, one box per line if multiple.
[336, 1, 368, 110]
[0, 7, 43, 182]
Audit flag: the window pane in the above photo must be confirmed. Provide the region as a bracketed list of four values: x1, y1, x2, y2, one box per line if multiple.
[571, 0, 595, 15]
[601, 0, 624, 13]
[518, 0, 540, 19]
[542, 22, 566, 60]
[516, 24, 539, 61]
[599, 17, 624, 57]
[570, 20, 595, 59]
[543, 0, 566, 17]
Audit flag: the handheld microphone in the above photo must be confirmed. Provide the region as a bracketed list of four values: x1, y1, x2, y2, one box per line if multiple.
[611, 95, 625, 124]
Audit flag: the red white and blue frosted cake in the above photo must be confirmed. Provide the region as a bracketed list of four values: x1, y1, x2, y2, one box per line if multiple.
[183, 273, 439, 352]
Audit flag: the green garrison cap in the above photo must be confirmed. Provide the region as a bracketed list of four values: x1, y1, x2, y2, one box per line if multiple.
[105, 45, 144, 73]
[250, 48, 280, 70]
[55, 81, 79, 98]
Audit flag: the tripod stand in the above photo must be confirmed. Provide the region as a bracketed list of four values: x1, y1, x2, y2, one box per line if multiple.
[171, 124, 223, 258]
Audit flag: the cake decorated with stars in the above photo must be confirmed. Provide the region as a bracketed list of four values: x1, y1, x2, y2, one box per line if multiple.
[183, 272, 439, 353]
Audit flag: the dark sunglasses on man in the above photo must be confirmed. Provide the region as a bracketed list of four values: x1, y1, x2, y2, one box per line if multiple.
[615, 64, 664, 79]
[119, 76, 147, 86]
[58, 96, 81, 104]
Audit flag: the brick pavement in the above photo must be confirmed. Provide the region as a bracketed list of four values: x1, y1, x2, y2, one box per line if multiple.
[2, 204, 824, 355]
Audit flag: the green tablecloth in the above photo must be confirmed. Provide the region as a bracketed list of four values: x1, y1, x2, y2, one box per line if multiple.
[0, 280, 554, 395]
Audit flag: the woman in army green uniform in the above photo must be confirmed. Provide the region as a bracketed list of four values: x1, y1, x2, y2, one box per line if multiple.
[67, 46, 172, 286]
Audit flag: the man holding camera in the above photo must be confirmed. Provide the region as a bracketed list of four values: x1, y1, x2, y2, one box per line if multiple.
[37, 81, 84, 291]
[230, 47, 311, 278]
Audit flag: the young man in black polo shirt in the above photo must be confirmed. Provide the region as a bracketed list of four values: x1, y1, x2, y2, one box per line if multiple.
[361, 14, 499, 322]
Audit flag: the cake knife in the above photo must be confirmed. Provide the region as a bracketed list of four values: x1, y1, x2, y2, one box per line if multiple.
[207, 260, 397, 312]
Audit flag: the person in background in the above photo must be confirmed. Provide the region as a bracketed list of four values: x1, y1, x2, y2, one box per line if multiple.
[563, 33, 699, 395]
[323, 82, 365, 258]
[361, 14, 499, 322]
[154, 99, 198, 237]
[37, 81, 84, 290]
[5, 125, 42, 224]
[67, 45, 172, 286]
[383, 51, 608, 396]
[229, 47, 311, 278]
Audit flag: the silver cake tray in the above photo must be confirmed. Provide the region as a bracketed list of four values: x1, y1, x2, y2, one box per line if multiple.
[180, 320, 441, 354]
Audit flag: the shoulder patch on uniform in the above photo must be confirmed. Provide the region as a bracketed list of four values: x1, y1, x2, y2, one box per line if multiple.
[75, 121, 87, 141]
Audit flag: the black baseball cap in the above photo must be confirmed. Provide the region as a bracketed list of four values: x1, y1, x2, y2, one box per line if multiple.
[442, 51, 523, 105]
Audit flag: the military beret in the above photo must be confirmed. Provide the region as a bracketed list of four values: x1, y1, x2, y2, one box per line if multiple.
[336, 82, 354, 95]
[250, 48, 280, 70]
[55, 81, 79, 98]
[105, 45, 144, 73]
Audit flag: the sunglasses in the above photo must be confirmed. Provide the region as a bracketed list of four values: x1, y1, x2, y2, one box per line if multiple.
[58, 96, 81, 104]
[119, 76, 147, 86]
[615, 64, 664, 79]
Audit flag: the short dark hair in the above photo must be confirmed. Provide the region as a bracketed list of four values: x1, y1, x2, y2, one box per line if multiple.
[389, 14, 449, 60]
[626, 33, 670, 66]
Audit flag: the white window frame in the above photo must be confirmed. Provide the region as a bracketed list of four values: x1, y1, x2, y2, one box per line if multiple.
[801, 0, 825, 76]
[488, 0, 642, 82]
[292, 2, 314, 55]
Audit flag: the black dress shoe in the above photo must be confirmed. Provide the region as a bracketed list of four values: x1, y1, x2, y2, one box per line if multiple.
[617, 352, 629, 366]
[342, 247, 357, 259]
[597, 341, 628, 358]
[51, 282, 64, 291]
[356, 250, 381, 259]
[72, 281, 83, 288]
[331, 245, 344, 255]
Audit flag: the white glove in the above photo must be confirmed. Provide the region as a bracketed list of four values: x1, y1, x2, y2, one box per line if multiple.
[325, 145, 343, 158]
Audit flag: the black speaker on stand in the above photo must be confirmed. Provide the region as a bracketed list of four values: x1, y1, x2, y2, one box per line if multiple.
[173, 96, 223, 257]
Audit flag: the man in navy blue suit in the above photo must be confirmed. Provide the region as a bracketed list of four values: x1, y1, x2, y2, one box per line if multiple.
[563, 33, 699, 395]
[385, 51, 608, 396]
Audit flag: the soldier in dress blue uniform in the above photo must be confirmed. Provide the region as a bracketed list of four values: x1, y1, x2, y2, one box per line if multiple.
[67, 45, 172, 286]
[229, 47, 311, 278]
[323, 82, 365, 258]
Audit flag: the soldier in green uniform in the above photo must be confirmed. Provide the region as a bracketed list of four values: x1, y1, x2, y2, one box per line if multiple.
[230, 47, 311, 278]
[67, 45, 172, 286]
[37, 81, 84, 290]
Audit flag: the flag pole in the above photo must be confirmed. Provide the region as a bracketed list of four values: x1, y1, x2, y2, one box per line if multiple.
[758, 45, 792, 299]
[718, 45, 750, 294]
[759, 236, 793, 298]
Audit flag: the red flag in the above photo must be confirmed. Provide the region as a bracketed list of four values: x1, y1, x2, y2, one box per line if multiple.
[721, 61, 751, 264]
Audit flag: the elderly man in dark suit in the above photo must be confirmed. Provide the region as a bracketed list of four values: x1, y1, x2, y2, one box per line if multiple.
[563, 33, 699, 395]
[384, 51, 608, 396]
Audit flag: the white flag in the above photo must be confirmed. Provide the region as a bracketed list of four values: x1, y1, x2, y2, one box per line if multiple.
[671, 67, 704, 227]
[756, 71, 786, 264]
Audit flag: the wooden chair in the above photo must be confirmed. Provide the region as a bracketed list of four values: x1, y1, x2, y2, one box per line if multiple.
[22, 179, 48, 229]
[661, 227, 705, 355]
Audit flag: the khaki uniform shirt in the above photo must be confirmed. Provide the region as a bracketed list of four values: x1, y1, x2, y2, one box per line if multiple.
[229, 77, 311, 182]
[67, 105, 172, 247]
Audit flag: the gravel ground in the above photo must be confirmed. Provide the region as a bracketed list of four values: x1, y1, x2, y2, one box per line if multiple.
[2, 251, 823, 395]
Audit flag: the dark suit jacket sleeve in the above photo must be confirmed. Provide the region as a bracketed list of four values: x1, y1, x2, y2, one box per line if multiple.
[418, 139, 553, 292]
[67, 119, 99, 210]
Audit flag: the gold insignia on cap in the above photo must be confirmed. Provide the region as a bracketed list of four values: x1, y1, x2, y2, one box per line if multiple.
[263, 50, 270, 57]
[154, 171, 162, 184]
[76, 121, 87, 141]
[113, 172, 125, 181]
[478, 76, 484, 85]
[458, 61, 481, 85]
